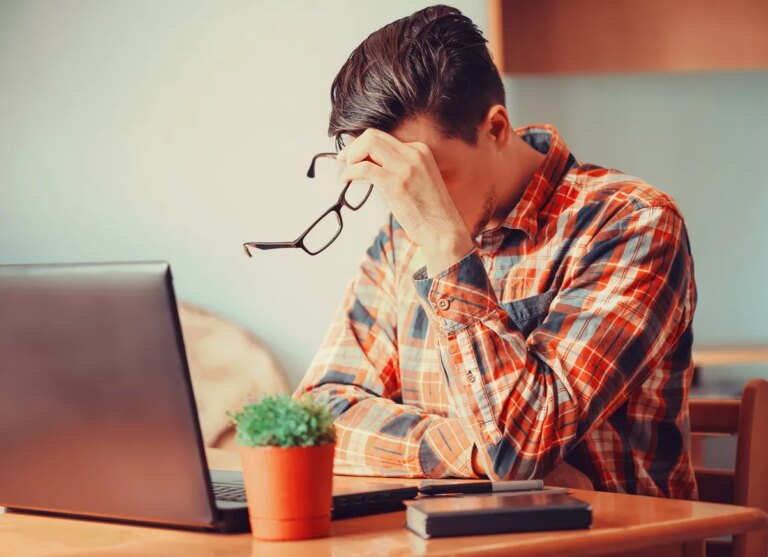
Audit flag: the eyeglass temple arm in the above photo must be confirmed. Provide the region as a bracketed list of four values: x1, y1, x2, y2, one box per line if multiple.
[243, 241, 298, 256]
[243, 152, 343, 257]
[306, 152, 338, 178]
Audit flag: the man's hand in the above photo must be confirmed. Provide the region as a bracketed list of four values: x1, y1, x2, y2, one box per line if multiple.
[473, 445, 594, 489]
[338, 129, 474, 276]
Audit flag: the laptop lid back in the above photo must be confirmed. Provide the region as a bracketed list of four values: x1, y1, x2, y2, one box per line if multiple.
[0, 262, 218, 528]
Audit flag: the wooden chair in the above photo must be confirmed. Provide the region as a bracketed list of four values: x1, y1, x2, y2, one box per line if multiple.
[689, 379, 768, 557]
[177, 302, 290, 449]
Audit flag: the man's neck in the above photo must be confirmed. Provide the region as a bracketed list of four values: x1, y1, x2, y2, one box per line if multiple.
[483, 136, 547, 233]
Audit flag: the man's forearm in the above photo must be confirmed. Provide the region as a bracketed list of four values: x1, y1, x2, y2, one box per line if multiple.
[304, 383, 480, 479]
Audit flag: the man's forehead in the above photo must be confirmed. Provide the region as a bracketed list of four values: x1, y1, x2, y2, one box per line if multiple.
[391, 115, 443, 144]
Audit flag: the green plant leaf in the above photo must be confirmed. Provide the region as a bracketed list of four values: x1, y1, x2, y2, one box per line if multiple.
[230, 394, 336, 448]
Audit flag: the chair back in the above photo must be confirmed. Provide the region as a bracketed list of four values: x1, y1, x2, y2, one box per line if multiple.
[177, 302, 290, 449]
[689, 379, 768, 557]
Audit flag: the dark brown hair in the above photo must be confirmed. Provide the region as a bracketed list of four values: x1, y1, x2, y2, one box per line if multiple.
[328, 5, 505, 150]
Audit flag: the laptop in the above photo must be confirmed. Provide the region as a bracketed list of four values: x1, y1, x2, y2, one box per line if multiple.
[0, 261, 418, 532]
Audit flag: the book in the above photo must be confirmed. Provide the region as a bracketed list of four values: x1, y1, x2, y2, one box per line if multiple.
[405, 492, 592, 539]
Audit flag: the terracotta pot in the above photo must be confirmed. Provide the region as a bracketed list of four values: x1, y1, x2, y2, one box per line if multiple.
[239, 442, 335, 540]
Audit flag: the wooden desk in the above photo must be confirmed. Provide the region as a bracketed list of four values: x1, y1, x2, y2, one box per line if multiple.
[693, 343, 768, 368]
[1, 449, 766, 557]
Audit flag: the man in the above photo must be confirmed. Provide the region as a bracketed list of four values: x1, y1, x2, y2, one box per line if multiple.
[295, 5, 697, 499]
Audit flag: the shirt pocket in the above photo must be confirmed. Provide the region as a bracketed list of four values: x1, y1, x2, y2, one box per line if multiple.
[500, 289, 557, 338]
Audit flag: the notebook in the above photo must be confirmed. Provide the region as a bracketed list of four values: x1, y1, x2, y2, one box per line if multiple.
[405, 492, 592, 539]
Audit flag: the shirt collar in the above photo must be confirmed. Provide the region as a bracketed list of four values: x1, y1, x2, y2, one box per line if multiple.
[494, 124, 576, 239]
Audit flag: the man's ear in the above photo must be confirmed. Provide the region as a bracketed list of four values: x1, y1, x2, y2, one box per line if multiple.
[485, 105, 511, 148]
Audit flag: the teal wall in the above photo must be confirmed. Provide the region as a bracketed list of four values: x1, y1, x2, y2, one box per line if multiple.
[505, 72, 768, 348]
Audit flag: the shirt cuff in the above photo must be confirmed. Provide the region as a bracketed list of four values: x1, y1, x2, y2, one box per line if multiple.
[418, 418, 478, 478]
[413, 250, 498, 334]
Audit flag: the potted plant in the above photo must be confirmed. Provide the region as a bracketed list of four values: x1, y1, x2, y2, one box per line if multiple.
[231, 394, 336, 541]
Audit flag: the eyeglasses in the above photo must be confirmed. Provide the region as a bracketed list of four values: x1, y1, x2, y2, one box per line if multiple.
[242, 152, 374, 257]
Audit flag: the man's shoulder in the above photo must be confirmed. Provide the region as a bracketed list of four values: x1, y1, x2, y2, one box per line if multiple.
[556, 163, 684, 224]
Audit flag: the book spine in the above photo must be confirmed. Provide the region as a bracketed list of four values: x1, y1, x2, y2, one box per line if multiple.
[425, 507, 592, 538]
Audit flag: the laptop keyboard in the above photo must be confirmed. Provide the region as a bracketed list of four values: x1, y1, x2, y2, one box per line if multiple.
[212, 480, 419, 518]
[212, 482, 247, 503]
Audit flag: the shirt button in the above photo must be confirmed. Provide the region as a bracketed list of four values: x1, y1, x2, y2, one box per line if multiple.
[467, 372, 476, 383]
[436, 298, 451, 311]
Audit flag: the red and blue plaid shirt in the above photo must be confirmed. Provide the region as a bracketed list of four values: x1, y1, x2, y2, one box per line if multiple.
[296, 124, 698, 499]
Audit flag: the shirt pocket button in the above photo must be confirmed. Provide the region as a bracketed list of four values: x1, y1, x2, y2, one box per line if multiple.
[436, 298, 451, 311]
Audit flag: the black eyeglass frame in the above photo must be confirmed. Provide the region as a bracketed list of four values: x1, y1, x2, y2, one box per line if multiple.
[242, 152, 374, 257]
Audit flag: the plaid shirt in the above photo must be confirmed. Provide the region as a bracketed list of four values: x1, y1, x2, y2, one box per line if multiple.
[296, 124, 698, 499]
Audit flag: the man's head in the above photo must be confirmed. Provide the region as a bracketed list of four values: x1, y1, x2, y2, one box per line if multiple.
[328, 5, 504, 151]
[328, 5, 535, 237]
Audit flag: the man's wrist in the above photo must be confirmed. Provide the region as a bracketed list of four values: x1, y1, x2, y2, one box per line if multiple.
[423, 232, 475, 277]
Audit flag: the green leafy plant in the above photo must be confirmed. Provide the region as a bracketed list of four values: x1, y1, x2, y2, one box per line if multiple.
[231, 394, 336, 448]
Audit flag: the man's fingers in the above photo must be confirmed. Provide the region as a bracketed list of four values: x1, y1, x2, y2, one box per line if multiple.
[338, 129, 406, 170]
[405, 141, 433, 161]
[361, 128, 410, 153]
[339, 160, 389, 186]
[340, 133, 399, 167]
